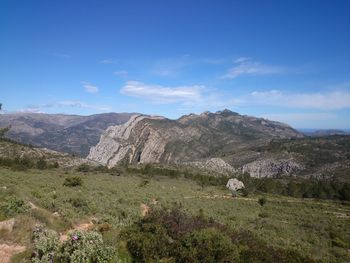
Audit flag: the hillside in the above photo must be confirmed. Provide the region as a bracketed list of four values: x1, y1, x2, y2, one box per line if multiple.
[88, 110, 303, 168]
[223, 135, 350, 181]
[0, 112, 133, 156]
[0, 138, 87, 168]
[0, 166, 349, 262]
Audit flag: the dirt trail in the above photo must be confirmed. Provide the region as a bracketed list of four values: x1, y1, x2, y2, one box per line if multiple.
[0, 244, 26, 263]
[0, 218, 15, 232]
[140, 203, 150, 217]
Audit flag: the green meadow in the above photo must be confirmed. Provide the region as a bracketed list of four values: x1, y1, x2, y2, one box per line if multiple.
[0, 167, 349, 262]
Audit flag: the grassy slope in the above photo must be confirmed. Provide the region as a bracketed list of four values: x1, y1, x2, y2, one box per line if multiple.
[0, 167, 349, 262]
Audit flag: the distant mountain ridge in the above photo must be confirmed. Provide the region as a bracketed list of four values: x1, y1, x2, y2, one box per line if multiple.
[300, 129, 350, 137]
[0, 112, 134, 156]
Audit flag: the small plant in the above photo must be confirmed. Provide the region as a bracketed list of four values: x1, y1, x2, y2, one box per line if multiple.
[51, 162, 59, 168]
[258, 212, 269, 218]
[63, 176, 83, 187]
[36, 158, 48, 170]
[2, 196, 29, 217]
[138, 179, 150, 187]
[240, 188, 250, 197]
[32, 226, 60, 262]
[59, 230, 116, 262]
[76, 163, 92, 173]
[258, 197, 267, 206]
[68, 197, 89, 212]
[32, 228, 116, 263]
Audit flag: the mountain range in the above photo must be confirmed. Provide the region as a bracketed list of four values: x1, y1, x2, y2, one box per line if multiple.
[0, 112, 133, 156]
[1, 110, 349, 181]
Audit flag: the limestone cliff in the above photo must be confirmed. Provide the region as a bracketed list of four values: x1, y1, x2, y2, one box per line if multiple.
[241, 159, 303, 178]
[88, 110, 303, 168]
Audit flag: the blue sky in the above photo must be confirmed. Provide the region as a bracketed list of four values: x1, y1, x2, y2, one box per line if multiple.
[1, 0, 350, 128]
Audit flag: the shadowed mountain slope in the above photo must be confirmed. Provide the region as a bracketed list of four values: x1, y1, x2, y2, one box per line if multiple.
[0, 112, 134, 156]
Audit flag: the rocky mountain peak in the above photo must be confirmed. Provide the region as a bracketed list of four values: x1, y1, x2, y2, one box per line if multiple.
[88, 111, 303, 168]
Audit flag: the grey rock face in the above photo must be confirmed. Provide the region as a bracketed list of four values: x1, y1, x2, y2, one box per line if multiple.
[88, 115, 165, 167]
[184, 158, 237, 176]
[242, 159, 303, 178]
[226, 178, 245, 191]
[88, 110, 304, 167]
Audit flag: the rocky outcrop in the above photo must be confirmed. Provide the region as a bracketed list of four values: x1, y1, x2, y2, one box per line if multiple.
[88, 110, 304, 168]
[184, 158, 237, 176]
[226, 178, 245, 192]
[241, 159, 303, 178]
[88, 115, 165, 167]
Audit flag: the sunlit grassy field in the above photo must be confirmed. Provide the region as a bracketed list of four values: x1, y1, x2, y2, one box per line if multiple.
[0, 167, 349, 262]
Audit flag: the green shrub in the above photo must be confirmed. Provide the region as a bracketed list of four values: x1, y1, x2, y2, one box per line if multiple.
[240, 188, 250, 197]
[76, 163, 92, 173]
[32, 228, 116, 263]
[123, 206, 315, 263]
[258, 212, 269, 218]
[1, 196, 29, 217]
[67, 197, 89, 212]
[63, 176, 83, 187]
[138, 179, 150, 187]
[36, 158, 48, 170]
[59, 230, 116, 263]
[32, 227, 60, 262]
[258, 197, 267, 206]
[180, 228, 240, 262]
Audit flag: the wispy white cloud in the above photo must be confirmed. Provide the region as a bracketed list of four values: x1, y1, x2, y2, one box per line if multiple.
[99, 59, 118, 64]
[249, 90, 350, 110]
[152, 55, 227, 76]
[258, 112, 342, 129]
[16, 101, 111, 113]
[56, 101, 111, 111]
[221, 57, 284, 79]
[113, 70, 128, 77]
[260, 113, 336, 122]
[121, 81, 204, 104]
[82, 81, 99, 93]
[16, 106, 45, 113]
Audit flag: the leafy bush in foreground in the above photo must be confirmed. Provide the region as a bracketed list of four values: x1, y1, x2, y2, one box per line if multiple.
[122, 206, 316, 263]
[32, 227, 116, 263]
[1, 196, 30, 217]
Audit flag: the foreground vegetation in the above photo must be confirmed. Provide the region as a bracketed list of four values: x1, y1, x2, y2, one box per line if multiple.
[0, 165, 349, 262]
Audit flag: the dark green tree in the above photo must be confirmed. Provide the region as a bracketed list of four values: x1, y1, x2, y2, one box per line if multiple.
[0, 125, 11, 138]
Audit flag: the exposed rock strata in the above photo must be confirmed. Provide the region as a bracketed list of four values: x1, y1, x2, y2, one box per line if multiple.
[184, 158, 237, 176]
[241, 159, 303, 178]
[88, 110, 303, 168]
[88, 115, 165, 167]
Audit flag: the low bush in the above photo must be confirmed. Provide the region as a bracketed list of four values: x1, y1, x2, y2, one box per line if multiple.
[36, 158, 48, 170]
[180, 228, 239, 262]
[32, 227, 116, 263]
[63, 176, 83, 187]
[258, 197, 267, 206]
[122, 206, 315, 263]
[1, 196, 30, 217]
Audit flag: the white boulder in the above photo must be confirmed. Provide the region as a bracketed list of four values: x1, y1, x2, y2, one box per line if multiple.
[226, 178, 245, 192]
